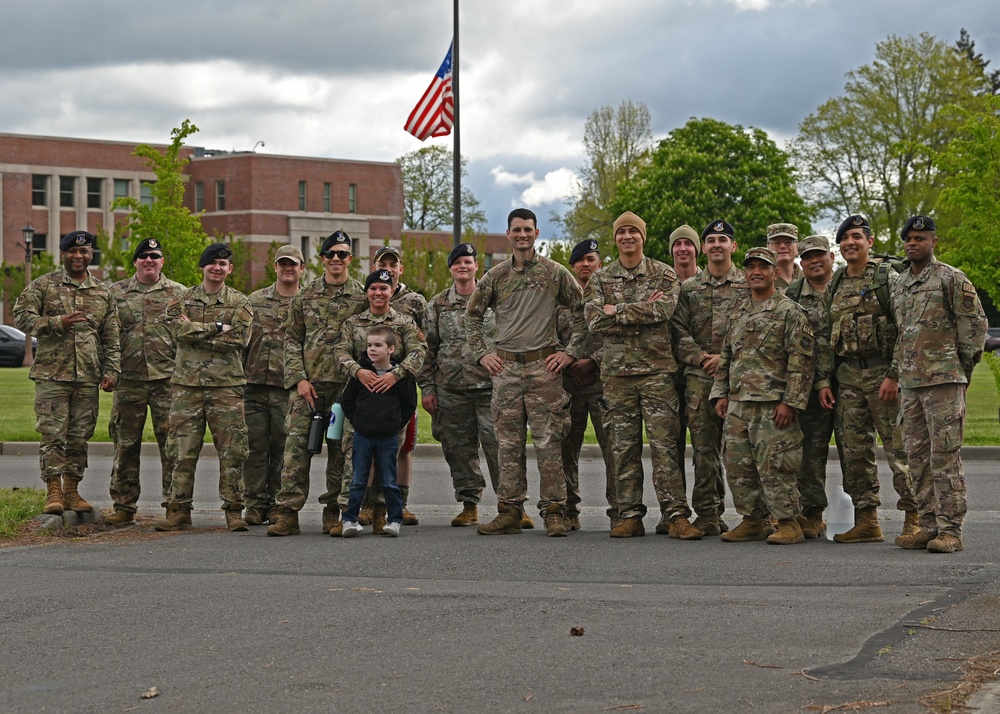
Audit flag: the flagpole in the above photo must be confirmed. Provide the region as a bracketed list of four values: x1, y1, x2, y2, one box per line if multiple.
[452, 0, 461, 247]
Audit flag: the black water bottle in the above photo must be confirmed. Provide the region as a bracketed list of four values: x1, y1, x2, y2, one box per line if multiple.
[306, 397, 327, 454]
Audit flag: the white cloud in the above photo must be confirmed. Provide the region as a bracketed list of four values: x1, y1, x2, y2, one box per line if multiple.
[489, 166, 579, 207]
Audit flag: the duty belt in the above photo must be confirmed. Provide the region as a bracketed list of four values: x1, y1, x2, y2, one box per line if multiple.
[496, 347, 557, 364]
[842, 355, 884, 369]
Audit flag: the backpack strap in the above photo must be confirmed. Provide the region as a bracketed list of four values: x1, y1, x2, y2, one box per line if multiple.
[785, 277, 805, 304]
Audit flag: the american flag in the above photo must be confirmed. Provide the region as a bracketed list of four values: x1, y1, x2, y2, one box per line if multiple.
[404, 43, 454, 141]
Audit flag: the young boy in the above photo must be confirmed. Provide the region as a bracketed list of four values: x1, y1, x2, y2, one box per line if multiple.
[340, 326, 418, 537]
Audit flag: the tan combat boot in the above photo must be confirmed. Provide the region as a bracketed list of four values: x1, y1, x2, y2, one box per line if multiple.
[798, 507, 826, 539]
[154, 504, 192, 531]
[61, 476, 93, 512]
[104, 509, 135, 526]
[328, 519, 344, 537]
[520, 512, 535, 530]
[322, 506, 341, 534]
[358, 505, 374, 526]
[566, 514, 582, 531]
[402, 508, 419, 526]
[543, 505, 568, 538]
[895, 528, 936, 549]
[833, 507, 884, 543]
[451, 502, 479, 527]
[927, 532, 964, 553]
[243, 507, 268, 526]
[767, 518, 805, 545]
[668, 515, 703, 540]
[225, 506, 249, 532]
[609, 516, 645, 538]
[477, 506, 522, 535]
[720, 516, 770, 542]
[692, 515, 722, 536]
[901, 510, 920, 537]
[265, 507, 301, 536]
[43, 478, 64, 515]
[372, 505, 387, 535]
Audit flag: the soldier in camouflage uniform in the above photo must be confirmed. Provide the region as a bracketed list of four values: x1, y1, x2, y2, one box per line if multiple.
[266, 231, 367, 537]
[672, 220, 748, 536]
[669, 225, 701, 490]
[711, 247, 815, 545]
[105, 238, 186, 525]
[828, 214, 917, 544]
[155, 243, 253, 533]
[467, 208, 584, 538]
[241, 245, 305, 525]
[767, 223, 804, 291]
[891, 216, 988, 553]
[14, 230, 119, 516]
[417, 242, 501, 528]
[558, 239, 615, 530]
[585, 211, 701, 539]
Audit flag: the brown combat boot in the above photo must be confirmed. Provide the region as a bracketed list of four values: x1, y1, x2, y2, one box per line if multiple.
[609, 516, 646, 538]
[265, 507, 301, 536]
[520, 512, 535, 529]
[328, 520, 344, 537]
[43, 478, 64, 515]
[797, 507, 826, 539]
[61, 476, 93, 512]
[372, 505, 387, 535]
[451, 502, 479, 527]
[566, 514, 582, 531]
[543, 505, 568, 538]
[104, 509, 135, 526]
[927, 532, 964, 554]
[895, 528, 936, 550]
[154, 504, 192, 531]
[402, 508, 419, 526]
[358, 505, 374, 526]
[833, 507, 884, 543]
[477, 505, 522, 535]
[225, 506, 249, 532]
[901, 510, 920, 537]
[244, 507, 268, 526]
[767, 518, 805, 545]
[692, 515, 722, 536]
[668, 515, 703, 540]
[720, 516, 770, 542]
[322, 506, 341, 534]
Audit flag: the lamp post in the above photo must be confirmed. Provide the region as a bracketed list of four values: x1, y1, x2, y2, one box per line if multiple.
[21, 224, 34, 367]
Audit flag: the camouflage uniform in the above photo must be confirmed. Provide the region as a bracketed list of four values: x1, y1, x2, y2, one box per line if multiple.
[672, 265, 750, 519]
[584, 257, 689, 521]
[710, 292, 814, 521]
[165, 284, 253, 509]
[828, 261, 915, 512]
[467, 254, 584, 515]
[107, 273, 185, 512]
[892, 259, 987, 537]
[14, 268, 120, 483]
[392, 283, 427, 328]
[273, 276, 367, 512]
[418, 285, 500, 504]
[243, 283, 296, 513]
[774, 263, 805, 292]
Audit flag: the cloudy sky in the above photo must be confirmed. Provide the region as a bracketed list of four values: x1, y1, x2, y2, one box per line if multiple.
[1, 0, 996, 233]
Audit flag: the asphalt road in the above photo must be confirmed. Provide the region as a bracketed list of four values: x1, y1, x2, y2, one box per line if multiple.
[2, 447, 999, 714]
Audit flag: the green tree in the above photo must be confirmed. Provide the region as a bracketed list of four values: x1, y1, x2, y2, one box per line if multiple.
[397, 146, 486, 233]
[610, 118, 812, 264]
[561, 100, 653, 243]
[396, 233, 491, 298]
[790, 33, 993, 250]
[2, 253, 57, 319]
[109, 119, 208, 286]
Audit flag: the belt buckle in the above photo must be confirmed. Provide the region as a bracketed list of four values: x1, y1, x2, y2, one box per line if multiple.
[515, 352, 527, 364]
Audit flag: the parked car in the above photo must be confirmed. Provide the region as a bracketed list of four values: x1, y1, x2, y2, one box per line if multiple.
[0, 325, 37, 367]
[986, 327, 1000, 354]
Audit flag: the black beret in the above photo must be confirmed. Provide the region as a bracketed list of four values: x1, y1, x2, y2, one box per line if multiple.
[321, 231, 351, 253]
[835, 214, 870, 244]
[701, 219, 734, 240]
[569, 239, 600, 265]
[199, 242, 233, 267]
[133, 238, 164, 261]
[364, 269, 394, 291]
[901, 215, 936, 237]
[447, 242, 477, 267]
[60, 230, 96, 251]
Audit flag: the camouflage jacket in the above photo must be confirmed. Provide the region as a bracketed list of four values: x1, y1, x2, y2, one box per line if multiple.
[710, 291, 815, 411]
[281, 276, 367, 388]
[168, 284, 252, 387]
[828, 260, 900, 386]
[110, 274, 186, 382]
[14, 268, 120, 385]
[774, 263, 804, 291]
[891, 258, 988, 388]
[584, 256, 681, 377]
[557, 303, 605, 395]
[417, 285, 495, 396]
[335, 307, 427, 382]
[671, 264, 750, 380]
[787, 279, 834, 392]
[392, 283, 428, 328]
[244, 283, 297, 388]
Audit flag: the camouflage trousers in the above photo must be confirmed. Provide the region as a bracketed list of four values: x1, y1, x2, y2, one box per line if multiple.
[432, 387, 500, 504]
[834, 382, 914, 511]
[561, 380, 616, 518]
[34, 380, 99, 482]
[685, 375, 727, 518]
[243, 384, 292, 511]
[798, 390, 835, 512]
[675, 369, 690, 485]
[901, 384, 968, 536]
[605, 372, 689, 521]
[108, 378, 174, 512]
[166, 385, 247, 510]
[491, 359, 570, 514]
[274, 381, 348, 512]
[722, 400, 802, 521]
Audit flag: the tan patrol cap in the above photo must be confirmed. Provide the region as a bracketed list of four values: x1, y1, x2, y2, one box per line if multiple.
[274, 245, 305, 264]
[798, 235, 831, 257]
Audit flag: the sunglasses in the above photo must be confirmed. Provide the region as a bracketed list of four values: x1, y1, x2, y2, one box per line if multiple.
[138, 252, 163, 260]
[321, 250, 352, 260]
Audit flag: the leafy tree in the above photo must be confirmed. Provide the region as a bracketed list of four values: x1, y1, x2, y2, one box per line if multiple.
[561, 100, 653, 243]
[2, 253, 57, 320]
[396, 233, 491, 298]
[610, 117, 812, 264]
[956, 28, 1000, 95]
[790, 33, 993, 250]
[397, 146, 486, 233]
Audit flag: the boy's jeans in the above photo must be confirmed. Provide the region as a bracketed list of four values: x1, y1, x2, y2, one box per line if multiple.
[344, 432, 403, 524]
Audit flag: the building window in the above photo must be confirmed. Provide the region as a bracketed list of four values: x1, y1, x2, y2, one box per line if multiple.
[194, 182, 204, 212]
[32, 175, 48, 206]
[140, 183, 155, 207]
[31, 233, 47, 260]
[59, 176, 76, 208]
[348, 183, 357, 213]
[323, 182, 332, 212]
[113, 179, 130, 202]
[90, 243, 102, 266]
[298, 181, 307, 211]
[86, 178, 103, 209]
[216, 180, 226, 211]
[301, 236, 310, 262]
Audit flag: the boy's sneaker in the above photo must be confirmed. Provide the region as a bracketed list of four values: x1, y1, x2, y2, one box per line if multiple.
[383, 521, 402, 537]
[342, 521, 364, 538]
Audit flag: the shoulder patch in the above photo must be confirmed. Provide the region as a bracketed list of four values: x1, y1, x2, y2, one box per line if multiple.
[417, 329, 426, 342]
[962, 282, 976, 294]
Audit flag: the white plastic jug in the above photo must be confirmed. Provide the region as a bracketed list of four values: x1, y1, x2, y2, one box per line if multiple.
[326, 402, 345, 441]
[826, 485, 854, 540]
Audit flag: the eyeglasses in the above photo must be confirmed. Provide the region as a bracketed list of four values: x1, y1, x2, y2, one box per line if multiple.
[138, 252, 163, 260]
[321, 250, 352, 260]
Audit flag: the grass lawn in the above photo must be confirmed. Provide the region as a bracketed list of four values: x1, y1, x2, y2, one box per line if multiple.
[1, 362, 997, 445]
[0, 487, 45, 537]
